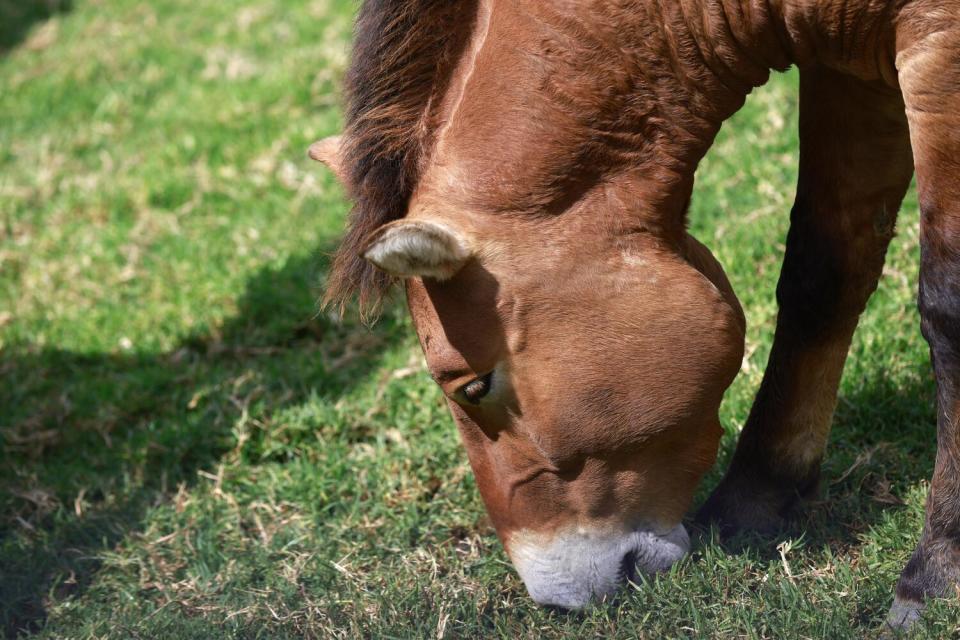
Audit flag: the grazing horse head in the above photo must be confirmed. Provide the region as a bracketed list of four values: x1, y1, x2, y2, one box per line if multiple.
[314, 0, 749, 607]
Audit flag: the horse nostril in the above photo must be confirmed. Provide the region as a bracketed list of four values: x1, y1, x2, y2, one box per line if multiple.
[620, 550, 638, 583]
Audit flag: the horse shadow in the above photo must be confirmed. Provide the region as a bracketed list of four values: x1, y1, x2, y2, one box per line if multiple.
[0, 0, 72, 54]
[0, 248, 409, 638]
[692, 368, 938, 559]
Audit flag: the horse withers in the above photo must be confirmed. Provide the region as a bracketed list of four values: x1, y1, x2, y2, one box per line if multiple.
[310, 0, 960, 628]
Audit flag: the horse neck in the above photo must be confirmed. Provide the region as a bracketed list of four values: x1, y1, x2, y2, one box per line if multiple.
[596, 0, 903, 229]
[424, 0, 902, 245]
[664, 0, 904, 109]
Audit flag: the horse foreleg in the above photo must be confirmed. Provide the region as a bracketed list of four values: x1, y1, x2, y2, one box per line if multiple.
[699, 64, 914, 533]
[887, 24, 960, 630]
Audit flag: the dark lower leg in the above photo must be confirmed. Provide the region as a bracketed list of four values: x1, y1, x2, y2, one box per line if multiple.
[889, 33, 960, 622]
[890, 229, 960, 627]
[699, 327, 858, 532]
[699, 65, 914, 533]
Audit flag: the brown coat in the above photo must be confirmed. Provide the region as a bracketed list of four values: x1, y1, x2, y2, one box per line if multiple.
[312, 0, 960, 626]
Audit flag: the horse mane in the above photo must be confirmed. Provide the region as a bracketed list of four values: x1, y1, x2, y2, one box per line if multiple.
[323, 0, 477, 318]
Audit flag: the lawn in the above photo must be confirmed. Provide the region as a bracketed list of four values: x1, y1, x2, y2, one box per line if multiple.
[1, 1, 957, 638]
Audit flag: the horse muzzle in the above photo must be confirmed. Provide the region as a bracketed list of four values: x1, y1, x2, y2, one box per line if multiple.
[506, 523, 690, 608]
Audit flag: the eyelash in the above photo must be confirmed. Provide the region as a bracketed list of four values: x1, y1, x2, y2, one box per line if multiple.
[459, 372, 493, 404]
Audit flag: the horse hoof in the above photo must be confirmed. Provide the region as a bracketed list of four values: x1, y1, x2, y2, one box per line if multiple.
[880, 597, 923, 638]
[696, 475, 796, 537]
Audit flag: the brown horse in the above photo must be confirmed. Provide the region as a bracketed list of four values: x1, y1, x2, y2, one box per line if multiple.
[310, 0, 960, 629]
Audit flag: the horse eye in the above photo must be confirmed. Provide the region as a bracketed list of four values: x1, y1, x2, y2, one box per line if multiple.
[460, 372, 493, 405]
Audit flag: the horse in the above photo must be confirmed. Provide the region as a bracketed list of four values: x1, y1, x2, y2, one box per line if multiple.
[309, 0, 960, 629]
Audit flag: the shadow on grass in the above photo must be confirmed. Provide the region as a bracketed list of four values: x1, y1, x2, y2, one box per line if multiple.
[0, 0, 72, 54]
[0, 249, 407, 638]
[694, 369, 938, 559]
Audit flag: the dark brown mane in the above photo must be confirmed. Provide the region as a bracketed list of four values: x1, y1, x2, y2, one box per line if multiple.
[324, 0, 477, 318]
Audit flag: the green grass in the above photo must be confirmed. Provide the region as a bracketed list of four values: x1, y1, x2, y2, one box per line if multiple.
[1, 1, 957, 638]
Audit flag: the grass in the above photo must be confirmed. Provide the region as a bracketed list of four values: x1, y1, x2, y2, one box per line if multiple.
[1, 1, 957, 638]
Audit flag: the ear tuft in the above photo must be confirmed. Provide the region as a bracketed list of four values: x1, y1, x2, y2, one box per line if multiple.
[308, 135, 347, 185]
[363, 220, 471, 280]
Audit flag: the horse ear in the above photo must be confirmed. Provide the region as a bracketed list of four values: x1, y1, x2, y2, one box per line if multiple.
[363, 219, 472, 280]
[308, 135, 347, 184]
